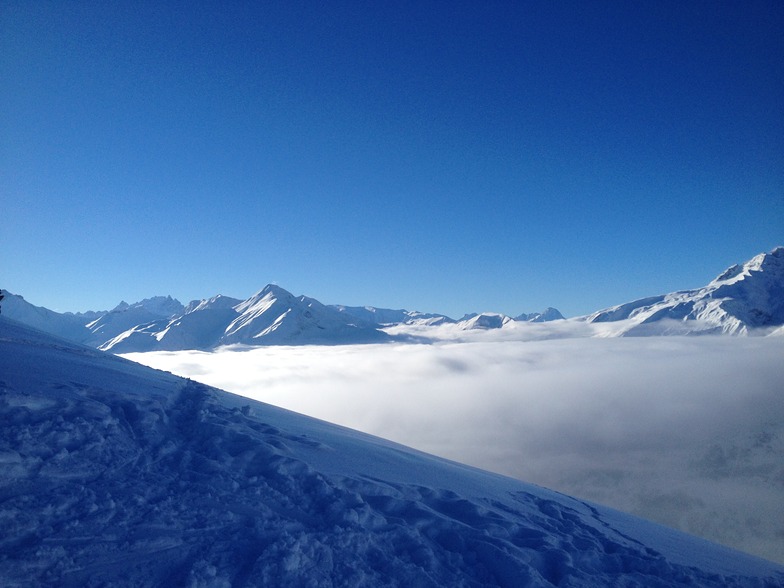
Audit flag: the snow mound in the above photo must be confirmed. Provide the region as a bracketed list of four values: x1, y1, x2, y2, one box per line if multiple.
[1, 317, 781, 586]
[586, 247, 784, 335]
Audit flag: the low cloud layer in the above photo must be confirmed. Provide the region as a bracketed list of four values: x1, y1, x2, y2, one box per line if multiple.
[125, 330, 784, 563]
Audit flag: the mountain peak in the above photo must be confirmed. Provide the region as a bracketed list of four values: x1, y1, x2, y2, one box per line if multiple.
[714, 264, 744, 283]
[258, 283, 294, 299]
[111, 295, 184, 317]
[184, 294, 243, 314]
[112, 300, 130, 312]
[516, 307, 565, 322]
[589, 246, 784, 334]
[710, 246, 784, 286]
[459, 312, 513, 330]
[749, 245, 784, 271]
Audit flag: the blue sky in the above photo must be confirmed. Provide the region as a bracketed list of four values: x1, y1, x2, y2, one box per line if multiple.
[2, 1, 782, 318]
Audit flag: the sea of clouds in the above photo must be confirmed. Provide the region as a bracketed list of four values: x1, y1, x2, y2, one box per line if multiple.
[124, 322, 784, 563]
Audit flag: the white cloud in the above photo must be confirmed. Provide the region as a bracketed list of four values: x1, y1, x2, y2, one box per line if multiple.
[124, 332, 784, 563]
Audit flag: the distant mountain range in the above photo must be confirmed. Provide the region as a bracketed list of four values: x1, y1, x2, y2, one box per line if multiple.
[2, 247, 782, 350]
[0, 286, 564, 351]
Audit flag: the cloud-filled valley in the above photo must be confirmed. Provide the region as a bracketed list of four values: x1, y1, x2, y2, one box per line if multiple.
[125, 327, 784, 564]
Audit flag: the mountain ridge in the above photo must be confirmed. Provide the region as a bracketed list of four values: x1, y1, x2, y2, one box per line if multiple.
[3, 247, 782, 349]
[1, 288, 564, 351]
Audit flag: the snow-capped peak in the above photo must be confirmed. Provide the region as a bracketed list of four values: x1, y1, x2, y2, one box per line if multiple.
[231, 284, 293, 318]
[218, 285, 388, 346]
[459, 312, 514, 330]
[710, 246, 784, 286]
[111, 295, 184, 317]
[184, 294, 243, 314]
[516, 307, 565, 322]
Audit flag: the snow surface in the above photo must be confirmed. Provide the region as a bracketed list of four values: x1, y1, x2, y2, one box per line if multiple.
[2, 317, 783, 586]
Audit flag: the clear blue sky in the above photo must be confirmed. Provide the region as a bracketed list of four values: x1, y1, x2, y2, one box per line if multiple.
[2, 1, 782, 318]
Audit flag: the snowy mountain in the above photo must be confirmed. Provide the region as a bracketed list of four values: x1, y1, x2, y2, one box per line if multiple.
[0, 291, 95, 343]
[1, 317, 782, 586]
[4, 246, 782, 348]
[87, 295, 569, 351]
[587, 246, 784, 335]
[98, 294, 243, 353]
[516, 307, 565, 322]
[99, 285, 390, 352]
[458, 312, 515, 330]
[0, 292, 188, 347]
[2, 288, 569, 350]
[331, 305, 455, 326]
[111, 295, 185, 317]
[454, 308, 567, 330]
[85, 295, 185, 347]
[219, 285, 389, 346]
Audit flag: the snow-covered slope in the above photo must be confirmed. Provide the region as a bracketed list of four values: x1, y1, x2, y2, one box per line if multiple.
[85, 296, 184, 347]
[1, 317, 782, 586]
[0, 291, 95, 343]
[0, 293, 187, 348]
[587, 247, 784, 335]
[155, 294, 244, 350]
